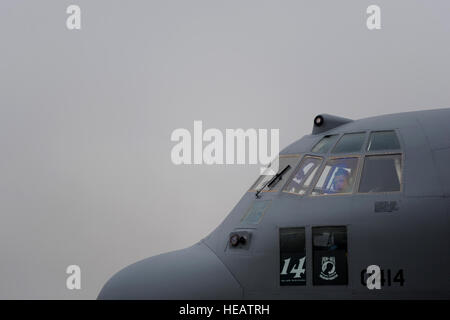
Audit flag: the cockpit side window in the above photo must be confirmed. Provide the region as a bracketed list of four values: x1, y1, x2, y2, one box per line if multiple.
[311, 135, 339, 153]
[283, 156, 322, 195]
[249, 155, 300, 193]
[358, 154, 402, 193]
[367, 130, 401, 151]
[332, 132, 366, 154]
[312, 157, 359, 195]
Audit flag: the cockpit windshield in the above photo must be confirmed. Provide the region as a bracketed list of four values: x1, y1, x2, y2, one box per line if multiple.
[283, 156, 323, 195]
[312, 157, 359, 195]
[249, 155, 300, 194]
[248, 130, 402, 197]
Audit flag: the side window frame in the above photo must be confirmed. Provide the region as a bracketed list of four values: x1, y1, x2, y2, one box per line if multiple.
[355, 152, 404, 194]
[366, 130, 402, 152]
[356, 129, 403, 194]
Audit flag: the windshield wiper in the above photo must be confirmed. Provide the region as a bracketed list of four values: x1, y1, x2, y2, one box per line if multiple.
[255, 164, 291, 198]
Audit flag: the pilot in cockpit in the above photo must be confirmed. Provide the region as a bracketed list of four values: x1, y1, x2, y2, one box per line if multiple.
[329, 167, 351, 193]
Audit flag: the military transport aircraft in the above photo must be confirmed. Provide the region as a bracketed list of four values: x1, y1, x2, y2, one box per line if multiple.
[98, 108, 450, 299]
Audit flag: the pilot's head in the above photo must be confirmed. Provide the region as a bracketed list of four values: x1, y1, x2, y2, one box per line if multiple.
[332, 168, 351, 193]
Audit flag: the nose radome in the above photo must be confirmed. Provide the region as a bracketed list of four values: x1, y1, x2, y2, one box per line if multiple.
[97, 242, 243, 300]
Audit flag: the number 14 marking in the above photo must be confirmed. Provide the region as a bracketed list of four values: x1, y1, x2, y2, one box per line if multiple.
[281, 257, 306, 278]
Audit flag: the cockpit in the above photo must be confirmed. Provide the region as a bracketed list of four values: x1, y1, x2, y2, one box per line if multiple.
[249, 130, 403, 196]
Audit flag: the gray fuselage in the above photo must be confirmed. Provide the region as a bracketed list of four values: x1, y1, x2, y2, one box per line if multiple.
[98, 108, 450, 299]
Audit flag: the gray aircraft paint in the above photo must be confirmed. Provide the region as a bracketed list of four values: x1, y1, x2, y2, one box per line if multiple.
[98, 108, 450, 299]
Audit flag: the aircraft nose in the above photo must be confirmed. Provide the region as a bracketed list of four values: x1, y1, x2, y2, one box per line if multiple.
[97, 242, 243, 299]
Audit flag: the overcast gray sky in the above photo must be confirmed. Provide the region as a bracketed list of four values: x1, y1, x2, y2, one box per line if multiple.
[0, 0, 449, 299]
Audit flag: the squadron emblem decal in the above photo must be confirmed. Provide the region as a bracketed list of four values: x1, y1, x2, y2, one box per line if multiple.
[319, 256, 338, 280]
